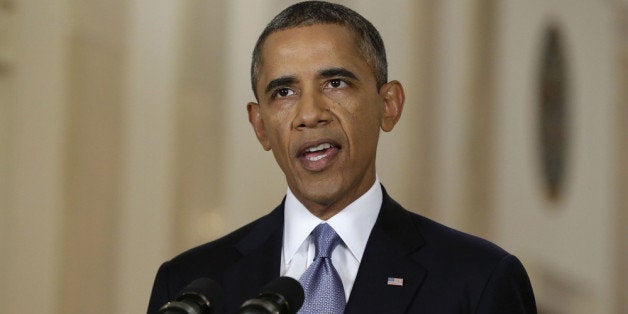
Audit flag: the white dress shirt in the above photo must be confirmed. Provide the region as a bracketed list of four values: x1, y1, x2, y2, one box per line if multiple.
[280, 177, 383, 300]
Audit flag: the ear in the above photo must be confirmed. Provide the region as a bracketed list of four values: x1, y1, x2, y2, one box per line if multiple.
[379, 80, 405, 132]
[247, 102, 271, 151]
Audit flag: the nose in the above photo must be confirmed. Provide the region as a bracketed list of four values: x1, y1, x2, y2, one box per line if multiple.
[292, 91, 333, 130]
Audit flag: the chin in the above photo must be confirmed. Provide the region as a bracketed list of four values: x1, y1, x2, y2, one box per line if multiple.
[296, 181, 343, 207]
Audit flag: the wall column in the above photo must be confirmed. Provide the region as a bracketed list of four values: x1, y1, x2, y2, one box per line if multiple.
[114, 1, 182, 312]
[0, 1, 70, 313]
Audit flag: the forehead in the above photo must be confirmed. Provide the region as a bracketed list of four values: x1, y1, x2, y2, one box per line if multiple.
[258, 24, 367, 76]
[263, 23, 359, 48]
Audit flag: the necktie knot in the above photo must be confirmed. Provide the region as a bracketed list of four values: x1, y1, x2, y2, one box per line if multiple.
[311, 223, 341, 259]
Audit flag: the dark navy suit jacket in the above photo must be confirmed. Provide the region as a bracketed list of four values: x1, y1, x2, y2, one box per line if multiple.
[148, 188, 536, 313]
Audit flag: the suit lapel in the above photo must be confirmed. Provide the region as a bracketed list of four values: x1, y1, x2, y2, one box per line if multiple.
[345, 190, 427, 314]
[222, 203, 284, 312]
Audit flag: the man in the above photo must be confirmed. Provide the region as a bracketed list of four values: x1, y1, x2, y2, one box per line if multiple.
[148, 1, 536, 313]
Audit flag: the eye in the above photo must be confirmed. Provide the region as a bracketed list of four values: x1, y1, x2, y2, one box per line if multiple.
[273, 87, 295, 99]
[326, 79, 347, 89]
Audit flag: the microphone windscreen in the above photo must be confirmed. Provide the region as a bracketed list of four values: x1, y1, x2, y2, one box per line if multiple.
[259, 277, 304, 312]
[177, 278, 223, 310]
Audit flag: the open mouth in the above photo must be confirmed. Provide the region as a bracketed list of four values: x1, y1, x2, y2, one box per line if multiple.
[297, 141, 341, 171]
[303, 143, 335, 161]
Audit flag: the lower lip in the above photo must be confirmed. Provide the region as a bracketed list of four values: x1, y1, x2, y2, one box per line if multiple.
[299, 147, 340, 171]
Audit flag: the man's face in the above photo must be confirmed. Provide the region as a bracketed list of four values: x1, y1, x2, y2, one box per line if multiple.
[248, 24, 403, 218]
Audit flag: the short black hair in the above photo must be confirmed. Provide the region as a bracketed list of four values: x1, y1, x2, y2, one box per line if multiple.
[250, 0, 388, 100]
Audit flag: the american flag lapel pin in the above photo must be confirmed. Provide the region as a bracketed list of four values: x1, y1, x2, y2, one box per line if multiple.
[387, 277, 404, 286]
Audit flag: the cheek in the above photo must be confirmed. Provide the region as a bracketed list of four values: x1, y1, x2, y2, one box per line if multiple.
[349, 103, 382, 146]
[263, 114, 293, 149]
[339, 98, 382, 131]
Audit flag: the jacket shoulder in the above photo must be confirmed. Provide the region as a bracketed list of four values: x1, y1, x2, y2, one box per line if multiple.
[382, 194, 509, 265]
[147, 205, 284, 313]
[412, 211, 509, 262]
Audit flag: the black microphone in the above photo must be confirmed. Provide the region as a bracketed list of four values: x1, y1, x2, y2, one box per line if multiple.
[158, 278, 223, 314]
[238, 277, 304, 314]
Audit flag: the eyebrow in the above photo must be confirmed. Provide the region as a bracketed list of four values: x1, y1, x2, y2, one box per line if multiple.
[264, 76, 297, 95]
[318, 67, 359, 81]
[263, 67, 359, 96]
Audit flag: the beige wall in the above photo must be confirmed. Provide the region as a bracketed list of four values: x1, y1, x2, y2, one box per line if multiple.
[616, 5, 628, 313]
[1, 0, 70, 312]
[1, 0, 625, 313]
[494, 1, 623, 312]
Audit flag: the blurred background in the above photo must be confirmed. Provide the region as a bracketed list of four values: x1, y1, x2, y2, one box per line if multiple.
[1, 0, 626, 313]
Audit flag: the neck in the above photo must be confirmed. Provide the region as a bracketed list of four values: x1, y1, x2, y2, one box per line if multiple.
[297, 176, 378, 220]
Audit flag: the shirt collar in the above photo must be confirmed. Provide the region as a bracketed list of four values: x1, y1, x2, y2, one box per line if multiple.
[283, 177, 383, 264]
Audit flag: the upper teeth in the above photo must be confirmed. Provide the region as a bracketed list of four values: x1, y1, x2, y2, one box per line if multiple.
[306, 143, 332, 153]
